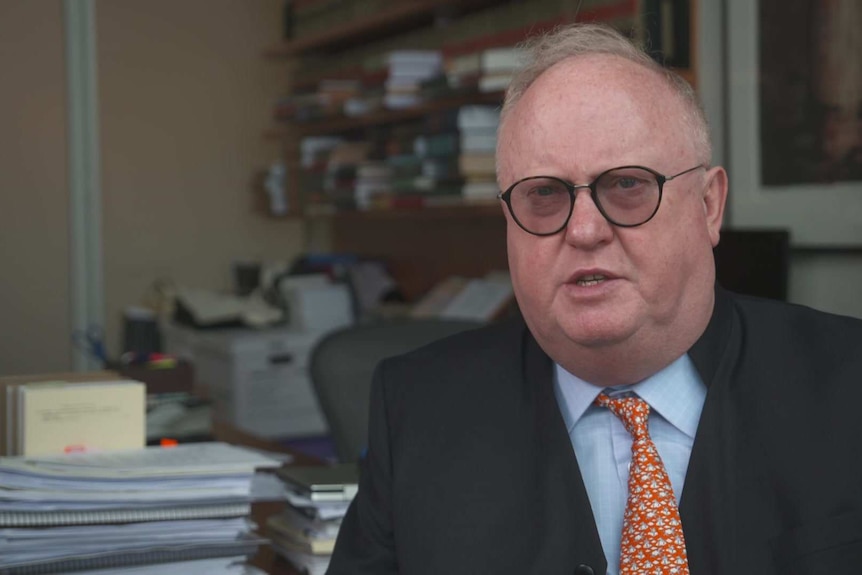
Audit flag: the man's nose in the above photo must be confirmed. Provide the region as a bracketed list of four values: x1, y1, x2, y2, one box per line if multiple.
[564, 188, 614, 248]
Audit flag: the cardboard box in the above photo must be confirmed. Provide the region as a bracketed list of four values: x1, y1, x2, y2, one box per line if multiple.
[163, 325, 329, 439]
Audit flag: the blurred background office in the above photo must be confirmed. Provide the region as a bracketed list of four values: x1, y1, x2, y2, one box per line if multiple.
[1, 0, 861, 377]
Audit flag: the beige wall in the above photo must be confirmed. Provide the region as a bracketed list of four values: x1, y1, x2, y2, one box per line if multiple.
[0, 1, 306, 373]
[0, 1, 72, 374]
[97, 0, 304, 356]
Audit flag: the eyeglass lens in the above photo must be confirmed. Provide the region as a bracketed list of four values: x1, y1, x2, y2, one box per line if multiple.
[507, 167, 661, 234]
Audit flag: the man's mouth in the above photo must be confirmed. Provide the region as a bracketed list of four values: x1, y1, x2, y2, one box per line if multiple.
[575, 274, 607, 287]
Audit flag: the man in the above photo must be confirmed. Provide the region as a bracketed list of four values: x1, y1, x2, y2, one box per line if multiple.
[328, 23, 862, 575]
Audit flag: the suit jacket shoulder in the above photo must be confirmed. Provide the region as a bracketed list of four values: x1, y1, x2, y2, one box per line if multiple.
[681, 290, 862, 574]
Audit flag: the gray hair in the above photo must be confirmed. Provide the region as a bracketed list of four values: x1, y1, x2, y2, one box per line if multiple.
[500, 23, 712, 164]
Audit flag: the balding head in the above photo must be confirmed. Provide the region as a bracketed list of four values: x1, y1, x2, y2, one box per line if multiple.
[499, 23, 711, 167]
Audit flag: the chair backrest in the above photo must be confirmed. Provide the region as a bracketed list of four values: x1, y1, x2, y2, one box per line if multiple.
[309, 318, 482, 462]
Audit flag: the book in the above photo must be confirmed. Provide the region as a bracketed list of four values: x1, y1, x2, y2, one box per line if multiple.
[277, 501, 343, 539]
[0, 372, 123, 456]
[462, 179, 500, 201]
[410, 276, 471, 319]
[16, 380, 146, 457]
[267, 514, 337, 555]
[413, 272, 514, 323]
[478, 72, 513, 93]
[271, 540, 331, 575]
[458, 152, 496, 177]
[276, 463, 359, 503]
[439, 272, 515, 321]
[459, 131, 498, 153]
[447, 46, 524, 76]
[457, 105, 501, 130]
[479, 46, 525, 74]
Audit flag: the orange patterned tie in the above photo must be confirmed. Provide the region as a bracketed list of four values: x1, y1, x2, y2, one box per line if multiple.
[595, 393, 690, 575]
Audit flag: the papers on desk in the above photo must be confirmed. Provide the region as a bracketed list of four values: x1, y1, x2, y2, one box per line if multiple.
[0, 441, 281, 479]
[72, 556, 264, 575]
[0, 442, 281, 573]
[0, 518, 256, 564]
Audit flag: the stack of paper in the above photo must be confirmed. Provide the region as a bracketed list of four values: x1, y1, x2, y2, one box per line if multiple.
[267, 464, 359, 575]
[0, 442, 281, 574]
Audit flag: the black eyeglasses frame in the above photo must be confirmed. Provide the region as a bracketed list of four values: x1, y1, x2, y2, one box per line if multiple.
[497, 164, 706, 236]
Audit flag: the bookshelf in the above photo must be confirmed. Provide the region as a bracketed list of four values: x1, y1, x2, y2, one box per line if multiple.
[263, 0, 698, 301]
[266, 92, 503, 138]
[264, 0, 508, 57]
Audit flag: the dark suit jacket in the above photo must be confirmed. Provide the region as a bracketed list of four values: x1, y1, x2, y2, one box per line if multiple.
[328, 288, 862, 575]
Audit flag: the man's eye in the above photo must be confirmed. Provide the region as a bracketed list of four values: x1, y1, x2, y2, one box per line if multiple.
[604, 175, 649, 189]
[530, 186, 560, 197]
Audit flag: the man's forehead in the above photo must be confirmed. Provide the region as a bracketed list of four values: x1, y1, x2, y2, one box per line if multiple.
[506, 63, 665, 140]
[529, 53, 669, 107]
[500, 54, 685, 161]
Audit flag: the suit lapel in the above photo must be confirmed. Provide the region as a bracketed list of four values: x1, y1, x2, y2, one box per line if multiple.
[680, 287, 743, 574]
[522, 326, 607, 573]
[681, 289, 785, 574]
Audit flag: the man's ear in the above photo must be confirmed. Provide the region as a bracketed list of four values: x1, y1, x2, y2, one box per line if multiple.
[702, 166, 728, 247]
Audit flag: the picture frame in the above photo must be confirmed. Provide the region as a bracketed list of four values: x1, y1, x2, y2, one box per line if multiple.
[726, 0, 862, 248]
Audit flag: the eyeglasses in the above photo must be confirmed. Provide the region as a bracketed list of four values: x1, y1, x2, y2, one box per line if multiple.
[498, 165, 705, 236]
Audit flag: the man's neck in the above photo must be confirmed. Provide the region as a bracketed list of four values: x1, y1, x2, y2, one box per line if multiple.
[556, 296, 716, 387]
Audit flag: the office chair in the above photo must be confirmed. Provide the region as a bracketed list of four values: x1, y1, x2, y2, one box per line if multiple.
[309, 318, 483, 462]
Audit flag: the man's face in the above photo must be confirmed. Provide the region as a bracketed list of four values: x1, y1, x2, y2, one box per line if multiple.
[497, 55, 727, 382]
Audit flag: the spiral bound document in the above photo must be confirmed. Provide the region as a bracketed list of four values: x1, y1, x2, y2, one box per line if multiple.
[0, 501, 252, 528]
[0, 534, 265, 575]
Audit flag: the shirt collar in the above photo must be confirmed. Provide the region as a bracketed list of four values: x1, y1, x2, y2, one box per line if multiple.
[554, 353, 706, 439]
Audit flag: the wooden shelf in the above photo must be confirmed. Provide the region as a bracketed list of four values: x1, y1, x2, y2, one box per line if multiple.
[267, 92, 503, 139]
[309, 202, 502, 220]
[264, 0, 505, 57]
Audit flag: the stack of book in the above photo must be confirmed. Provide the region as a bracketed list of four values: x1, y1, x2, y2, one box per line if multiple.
[384, 50, 443, 110]
[267, 464, 360, 575]
[445, 45, 525, 94]
[323, 141, 374, 211]
[457, 105, 501, 203]
[343, 66, 388, 118]
[354, 161, 393, 210]
[0, 442, 281, 574]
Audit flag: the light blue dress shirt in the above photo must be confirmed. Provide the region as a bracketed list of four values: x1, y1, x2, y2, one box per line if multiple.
[553, 355, 706, 575]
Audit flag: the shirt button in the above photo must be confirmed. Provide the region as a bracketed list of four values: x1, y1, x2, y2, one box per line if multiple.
[573, 564, 595, 575]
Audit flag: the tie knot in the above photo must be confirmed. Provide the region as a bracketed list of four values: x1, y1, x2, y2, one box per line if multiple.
[595, 393, 650, 439]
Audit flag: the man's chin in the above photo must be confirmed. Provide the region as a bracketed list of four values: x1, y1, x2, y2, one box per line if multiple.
[556, 315, 640, 349]
[562, 329, 633, 349]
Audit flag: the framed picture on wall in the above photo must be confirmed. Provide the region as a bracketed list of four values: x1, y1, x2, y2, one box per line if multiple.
[726, 0, 862, 247]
